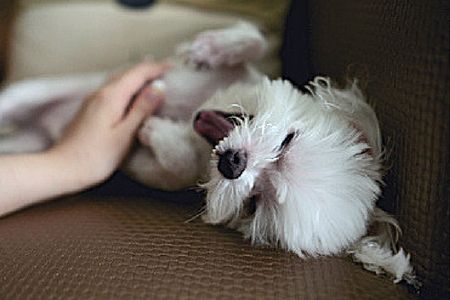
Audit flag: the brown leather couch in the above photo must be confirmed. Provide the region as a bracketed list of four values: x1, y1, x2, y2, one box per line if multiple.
[0, 1, 448, 299]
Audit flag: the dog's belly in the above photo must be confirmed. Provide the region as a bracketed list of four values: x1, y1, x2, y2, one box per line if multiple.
[158, 64, 260, 121]
[124, 64, 262, 190]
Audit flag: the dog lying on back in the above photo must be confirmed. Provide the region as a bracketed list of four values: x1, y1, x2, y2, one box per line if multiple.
[0, 22, 417, 285]
[0, 22, 264, 190]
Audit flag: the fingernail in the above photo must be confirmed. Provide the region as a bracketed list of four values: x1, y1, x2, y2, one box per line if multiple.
[144, 89, 165, 112]
[150, 79, 166, 94]
[146, 91, 164, 102]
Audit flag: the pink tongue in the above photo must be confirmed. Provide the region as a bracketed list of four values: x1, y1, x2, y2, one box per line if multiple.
[194, 111, 234, 145]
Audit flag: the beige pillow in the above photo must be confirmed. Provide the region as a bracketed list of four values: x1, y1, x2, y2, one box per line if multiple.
[8, 1, 282, 81]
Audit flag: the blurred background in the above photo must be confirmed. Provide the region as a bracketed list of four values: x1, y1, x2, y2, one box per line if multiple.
[0, 1, 14, 82]
[0, 0, 290, 83]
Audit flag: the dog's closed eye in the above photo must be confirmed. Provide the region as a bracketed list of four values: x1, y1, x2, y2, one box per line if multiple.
[278, 132, 296, 151]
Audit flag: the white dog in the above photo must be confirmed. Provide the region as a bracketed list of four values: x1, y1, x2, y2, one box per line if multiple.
[0, 22, 417, 286]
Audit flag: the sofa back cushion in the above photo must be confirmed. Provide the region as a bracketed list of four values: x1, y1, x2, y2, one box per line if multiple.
[282, 1, 448, 297]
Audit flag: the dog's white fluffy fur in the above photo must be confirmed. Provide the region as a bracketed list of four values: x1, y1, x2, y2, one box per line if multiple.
[0, 21, 417, 286]
[198, 76, 417, 286]
[202, 78, 382, 254]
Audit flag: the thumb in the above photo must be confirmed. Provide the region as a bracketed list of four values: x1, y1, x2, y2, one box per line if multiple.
[120, 86, 165, 133]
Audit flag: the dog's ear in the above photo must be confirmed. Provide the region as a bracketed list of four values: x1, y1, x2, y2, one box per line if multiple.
[307, 77, 382, 157]
[350, 121, 374, 156]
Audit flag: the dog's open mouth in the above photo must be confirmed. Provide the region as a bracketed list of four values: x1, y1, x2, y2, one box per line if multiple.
[194, 110, 247, 145]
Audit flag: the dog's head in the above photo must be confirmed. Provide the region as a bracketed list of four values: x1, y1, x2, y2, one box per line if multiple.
[193, 77, 383, 256]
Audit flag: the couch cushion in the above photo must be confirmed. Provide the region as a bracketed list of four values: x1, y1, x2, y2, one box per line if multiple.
[0, 195, 414, 299]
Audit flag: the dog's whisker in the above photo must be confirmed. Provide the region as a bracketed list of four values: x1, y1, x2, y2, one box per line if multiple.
[184, 206, 207, 223]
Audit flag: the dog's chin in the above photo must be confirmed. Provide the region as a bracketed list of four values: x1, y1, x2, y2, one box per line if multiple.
[201, 160, 257, 224]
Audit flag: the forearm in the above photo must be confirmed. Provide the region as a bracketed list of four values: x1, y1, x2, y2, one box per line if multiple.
[0, 62, 167, 218]
[0, 149, 94, 217]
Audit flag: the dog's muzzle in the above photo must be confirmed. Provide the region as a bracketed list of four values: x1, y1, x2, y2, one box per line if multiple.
[194, 110, 249, 179]
[217, 149, 247, 179]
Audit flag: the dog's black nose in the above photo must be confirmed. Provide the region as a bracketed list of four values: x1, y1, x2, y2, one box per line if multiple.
[218, 149, 247, 179]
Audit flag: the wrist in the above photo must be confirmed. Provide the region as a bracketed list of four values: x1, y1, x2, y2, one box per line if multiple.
[0, 149, 100, 217]
[46, 145, 105, 192]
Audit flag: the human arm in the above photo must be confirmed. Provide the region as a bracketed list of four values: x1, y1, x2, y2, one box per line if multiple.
[0, 62, 169, 217]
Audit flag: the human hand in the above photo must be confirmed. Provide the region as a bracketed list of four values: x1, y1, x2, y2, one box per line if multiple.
[51, 61, 170, 187]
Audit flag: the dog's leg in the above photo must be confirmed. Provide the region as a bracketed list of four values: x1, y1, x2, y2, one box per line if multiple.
[0, 74, 105, 154]
[183, 22, 267, 69]
[0, 74, 104, 125]
[0, 129, 50, 154]
[128, 117, 204, 190]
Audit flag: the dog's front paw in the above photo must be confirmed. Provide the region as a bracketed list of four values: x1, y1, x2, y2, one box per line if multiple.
[138, 118, 156, 147]
[138, 117, 198, 175]
[139, 117, 180, 149]
[184, 22, 267, 69]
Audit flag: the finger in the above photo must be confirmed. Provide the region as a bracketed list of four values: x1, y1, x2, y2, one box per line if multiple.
[106, 57, 160, 82]
[110, 62, 171, 108]
[118, 86, 165, 134]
